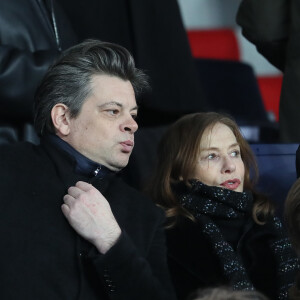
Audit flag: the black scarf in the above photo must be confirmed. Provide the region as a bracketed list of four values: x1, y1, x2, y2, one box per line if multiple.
[174, 180, 299, 299]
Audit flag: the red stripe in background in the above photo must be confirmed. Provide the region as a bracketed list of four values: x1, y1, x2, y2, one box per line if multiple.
[187, 29, 240, 60]
[257, 76, 282, 122]
[187, 29, 282, 121]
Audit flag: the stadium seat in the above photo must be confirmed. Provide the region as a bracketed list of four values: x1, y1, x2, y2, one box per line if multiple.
[250, 143, 298, 220]
[194, 58, 279, 142]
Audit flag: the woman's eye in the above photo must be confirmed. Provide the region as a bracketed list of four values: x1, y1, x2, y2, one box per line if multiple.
[131, 114, 137, 120]
[207, 153, 217, 160]
[231, 150, 240, 157]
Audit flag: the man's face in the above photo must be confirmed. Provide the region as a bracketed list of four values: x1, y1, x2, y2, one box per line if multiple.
[63, 75, 138, 171]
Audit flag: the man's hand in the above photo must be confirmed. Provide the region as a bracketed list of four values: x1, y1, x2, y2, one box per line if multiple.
[62, 181, 121, 254]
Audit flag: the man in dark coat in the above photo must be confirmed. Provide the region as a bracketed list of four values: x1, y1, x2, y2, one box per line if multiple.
[236, 0, 300, 142]
[0, 39, 176, 300]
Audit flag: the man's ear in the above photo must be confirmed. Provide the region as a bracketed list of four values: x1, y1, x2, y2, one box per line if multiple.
[51, 104, 71, 136]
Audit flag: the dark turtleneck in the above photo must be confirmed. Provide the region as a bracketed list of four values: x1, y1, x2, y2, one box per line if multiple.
[46, 134, 114, 179]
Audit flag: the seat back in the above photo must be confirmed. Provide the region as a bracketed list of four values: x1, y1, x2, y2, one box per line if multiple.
[195, 58, 268, 124]
[250, 143, 298, 219]
[195, 58, 279, 142]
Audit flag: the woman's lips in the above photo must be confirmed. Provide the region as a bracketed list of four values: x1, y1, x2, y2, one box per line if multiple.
[120, 140, 134, 153]
[220, 178, 241, 190]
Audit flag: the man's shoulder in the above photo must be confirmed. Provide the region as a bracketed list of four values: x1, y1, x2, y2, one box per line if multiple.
[109, 176, 152, 199]
[0, 142, 45, 167]
[0, 141, 32, 155]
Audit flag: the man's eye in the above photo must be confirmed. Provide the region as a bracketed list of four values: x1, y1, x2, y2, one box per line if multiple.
[131, 114, 137, 120]
[107, 109, 119, 115]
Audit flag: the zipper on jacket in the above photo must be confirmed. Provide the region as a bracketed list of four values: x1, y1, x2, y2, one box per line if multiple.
[48, 0, 62, 51]
[36, 0, 62, 51]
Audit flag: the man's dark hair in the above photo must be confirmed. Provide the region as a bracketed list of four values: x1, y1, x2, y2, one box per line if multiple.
[34, 39, 149, 136]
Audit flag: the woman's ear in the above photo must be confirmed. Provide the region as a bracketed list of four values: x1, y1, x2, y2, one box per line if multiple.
[51, 104, 71, 136]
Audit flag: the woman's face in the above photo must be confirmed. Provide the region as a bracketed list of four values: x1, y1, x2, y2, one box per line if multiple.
[190, 123, 245, 192]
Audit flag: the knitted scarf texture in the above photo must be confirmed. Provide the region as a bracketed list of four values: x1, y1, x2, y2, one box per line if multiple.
[175, 180, 299, 299]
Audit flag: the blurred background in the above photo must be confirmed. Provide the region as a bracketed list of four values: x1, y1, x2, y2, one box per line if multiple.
[178, 0, 282, 124]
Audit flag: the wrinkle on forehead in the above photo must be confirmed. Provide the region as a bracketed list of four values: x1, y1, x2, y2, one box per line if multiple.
[200, 123, 239, 151]
[200, 123, 219, 150]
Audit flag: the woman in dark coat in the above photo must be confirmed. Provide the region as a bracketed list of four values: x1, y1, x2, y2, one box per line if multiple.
[148, 112, 299, 300]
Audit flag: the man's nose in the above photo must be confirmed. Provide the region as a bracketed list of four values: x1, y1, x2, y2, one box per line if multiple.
[120, 116, 138, 133]
[221, 156, 236, 174]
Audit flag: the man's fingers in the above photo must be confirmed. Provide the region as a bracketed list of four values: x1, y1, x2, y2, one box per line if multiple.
[61, 203, 70, 216]
[75, 181, 93, 192]
[63, 194, 75, 207]
[67, 186, 83, 198]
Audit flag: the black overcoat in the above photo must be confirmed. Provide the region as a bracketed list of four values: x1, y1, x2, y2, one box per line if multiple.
[166, 215, 298, 300]
[0, 139, 176, 300]
[0, 0, 77, 122]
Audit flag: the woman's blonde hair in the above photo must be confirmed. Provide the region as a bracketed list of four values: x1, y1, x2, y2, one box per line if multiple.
[147, 112, 274, 226]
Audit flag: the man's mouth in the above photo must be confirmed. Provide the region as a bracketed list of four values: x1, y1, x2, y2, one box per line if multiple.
[120, 140, 134, 153]
[220, 178, 241, 190]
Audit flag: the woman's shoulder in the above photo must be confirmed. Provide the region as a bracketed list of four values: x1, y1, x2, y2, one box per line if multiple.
[166, 215, 204, 238]
[248, 216, 287, 239]
[165, 215, 227, 291]
[165, 215, 213, 257]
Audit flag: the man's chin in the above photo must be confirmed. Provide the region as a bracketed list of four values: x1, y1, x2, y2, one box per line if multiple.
[106, 159, 129, 172]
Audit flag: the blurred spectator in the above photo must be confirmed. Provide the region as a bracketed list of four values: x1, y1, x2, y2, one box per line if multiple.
[296, 145, 300, 178]
[285, 177, 300, 299]
[236, 0, 300, 142]
[0, 0, 77, 144]
[59, 0, 208, 126]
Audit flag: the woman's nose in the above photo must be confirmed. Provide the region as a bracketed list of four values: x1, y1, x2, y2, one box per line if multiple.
[221, 156, 236, 174]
